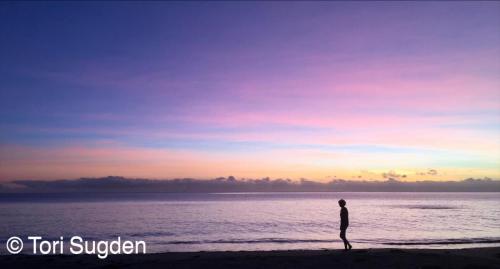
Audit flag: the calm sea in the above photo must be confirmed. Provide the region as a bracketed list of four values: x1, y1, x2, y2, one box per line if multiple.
[0, 192, 499, 253]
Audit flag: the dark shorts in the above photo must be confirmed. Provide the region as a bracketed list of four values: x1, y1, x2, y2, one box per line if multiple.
[340, 228, 347, 238]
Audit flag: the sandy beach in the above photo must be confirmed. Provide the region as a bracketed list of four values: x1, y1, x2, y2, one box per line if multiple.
[1, 247, 499, 269]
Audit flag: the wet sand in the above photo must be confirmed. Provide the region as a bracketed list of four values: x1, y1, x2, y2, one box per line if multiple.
[1, 247, 499, 269]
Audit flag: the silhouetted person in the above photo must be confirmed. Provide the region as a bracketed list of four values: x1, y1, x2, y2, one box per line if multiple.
[338, 199, 352, 250]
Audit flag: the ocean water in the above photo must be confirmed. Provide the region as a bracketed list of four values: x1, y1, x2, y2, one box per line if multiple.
[0, 192, 499, 253]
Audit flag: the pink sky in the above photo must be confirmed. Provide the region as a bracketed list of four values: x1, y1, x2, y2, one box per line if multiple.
[1, 2, 499, 181]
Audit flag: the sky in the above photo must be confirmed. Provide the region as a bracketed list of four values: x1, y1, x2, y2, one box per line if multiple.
[0, 2, 499, 181]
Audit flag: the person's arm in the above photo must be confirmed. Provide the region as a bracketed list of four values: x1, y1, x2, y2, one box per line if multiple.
[345, 208, 349, 226]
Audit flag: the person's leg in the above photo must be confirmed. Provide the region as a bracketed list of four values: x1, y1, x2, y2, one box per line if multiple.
[340, 229, 348, 250]
[344, 229, 352, 250]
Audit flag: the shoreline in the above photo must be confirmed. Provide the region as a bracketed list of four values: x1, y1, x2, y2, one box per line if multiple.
[1, 247, 499, 269]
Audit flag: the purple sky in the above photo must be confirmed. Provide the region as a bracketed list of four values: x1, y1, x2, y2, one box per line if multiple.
[0, 2, 499, 181]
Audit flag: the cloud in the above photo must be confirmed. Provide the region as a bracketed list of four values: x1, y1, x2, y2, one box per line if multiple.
[1, 176, 499, 194]
[382, 171, 407, 180]
[416, 169, 439, 176]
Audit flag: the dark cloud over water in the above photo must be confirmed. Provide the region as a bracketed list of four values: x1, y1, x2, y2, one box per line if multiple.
[1, 176, 499, 193]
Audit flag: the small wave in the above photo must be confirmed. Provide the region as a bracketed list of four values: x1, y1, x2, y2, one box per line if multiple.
[157, 237, 500, 246]
[381, 238, 500, 246]
[161, 238, 336, 245]
[393, 205, 459, 210]
[126, 231, 176, 237]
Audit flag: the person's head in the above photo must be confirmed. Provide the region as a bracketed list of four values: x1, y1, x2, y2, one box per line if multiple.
[338, 199, 346, 207]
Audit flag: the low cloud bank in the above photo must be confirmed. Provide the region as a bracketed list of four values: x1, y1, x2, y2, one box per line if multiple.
[1, 176, 499, 193]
